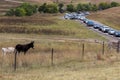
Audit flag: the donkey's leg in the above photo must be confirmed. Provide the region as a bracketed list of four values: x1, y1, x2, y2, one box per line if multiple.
[1, 49, 5, 56]
[24, 52, 26, 55]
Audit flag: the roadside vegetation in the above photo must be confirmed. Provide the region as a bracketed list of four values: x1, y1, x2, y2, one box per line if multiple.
[5, 2, 120, 16]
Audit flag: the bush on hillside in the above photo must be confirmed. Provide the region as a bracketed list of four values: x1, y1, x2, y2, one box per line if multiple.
[6, 3, 38, 16]
[91, 4, 98, 11]
[38, 3, 47, 13]
[19, 3, 38, 16]
[15, 7, 26, 16]
[111, 2, 120, 7]
[76, 3, 84, 11]
[76, 3, 98, 11]
[98, 2, 111, 10]
[38, 3, 58, 13]
[46, 4, 58, 13]
[66, 4, 76, 12]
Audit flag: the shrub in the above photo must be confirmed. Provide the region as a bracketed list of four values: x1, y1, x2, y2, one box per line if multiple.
[111, 2, 120, 7]
[76, 3, 84, 11]
[66, 4, 76, 12]
[38, 3, 58, 13]
[46, 4, 58, 13]
[91, 4, 98, 11]
[82, 3, 92, 11]
[15, 7, 26, 16]
[19, 3, 38, 16]
[38, 3, 47, 13]
[6, 3, 38, 16]
[98, 2, 111, 10]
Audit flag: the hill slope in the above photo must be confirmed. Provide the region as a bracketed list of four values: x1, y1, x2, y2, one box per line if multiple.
[0, 0, 21, 15]
[88, 7, 120, 30]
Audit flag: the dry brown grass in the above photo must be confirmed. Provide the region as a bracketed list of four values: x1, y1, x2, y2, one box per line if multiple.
[0, 33, 117, 71]
[0, 53, 120, 80]
[0, 33, 119, 80]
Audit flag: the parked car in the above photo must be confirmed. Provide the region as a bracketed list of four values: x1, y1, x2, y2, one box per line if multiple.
[114, 31, 120, 37]
[86, 20, 94, 26]
[98, 25, 105, 31]
[101, 26, 110, 33]
[64, 13, 71, 19]
[108, 29, 116, 35]
[83, 18, 89, 23]
[80, 16, 86, 20]
[93, 24, 102, 29]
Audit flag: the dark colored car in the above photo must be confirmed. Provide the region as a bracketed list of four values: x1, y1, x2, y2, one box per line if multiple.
[86, 20, 94, 26]
[93, 24, 102, 29]
[114, 31, 120, 37]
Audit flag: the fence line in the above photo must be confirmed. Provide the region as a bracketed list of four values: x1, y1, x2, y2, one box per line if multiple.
[0, 41, 120, 71]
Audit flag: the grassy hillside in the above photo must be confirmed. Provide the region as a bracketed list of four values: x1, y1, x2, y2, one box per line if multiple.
[0, 14, 105, 40]
[88, 7, 120, 30]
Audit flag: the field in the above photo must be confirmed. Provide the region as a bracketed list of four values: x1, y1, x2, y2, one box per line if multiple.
[0, 0, 120, 80]
[0, 13, 120, 80]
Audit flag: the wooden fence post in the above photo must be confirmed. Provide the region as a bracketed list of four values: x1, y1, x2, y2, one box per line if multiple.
[51, 48, 54, 66]
[102, 41, 105, 55]
[82, 43, 85, 59]
[117, 41, 120, 53]
[14, 52, 17, 71]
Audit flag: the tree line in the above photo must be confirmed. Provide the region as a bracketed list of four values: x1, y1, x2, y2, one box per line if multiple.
[6, 2, 120, 16]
